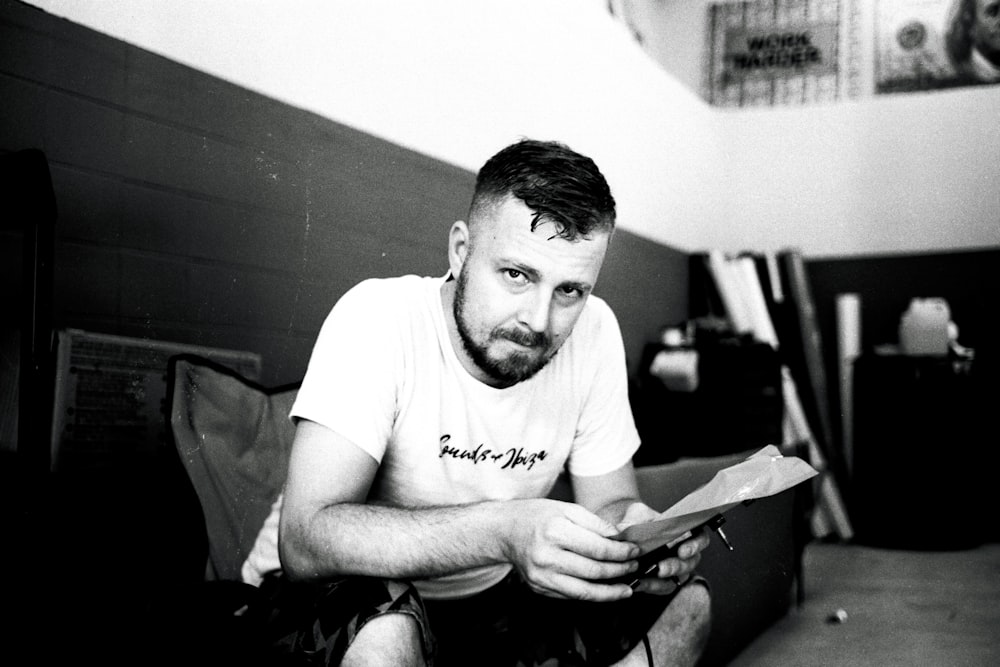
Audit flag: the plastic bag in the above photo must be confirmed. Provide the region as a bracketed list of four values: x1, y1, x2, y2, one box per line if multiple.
[618, 445, 818, 553]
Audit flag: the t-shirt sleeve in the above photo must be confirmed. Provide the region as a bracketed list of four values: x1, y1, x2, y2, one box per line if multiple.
[565, 298, 642, 477]
[289, 280, 401, 462]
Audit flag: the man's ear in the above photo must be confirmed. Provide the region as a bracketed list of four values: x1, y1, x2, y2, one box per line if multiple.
[447, 220, 470, 277]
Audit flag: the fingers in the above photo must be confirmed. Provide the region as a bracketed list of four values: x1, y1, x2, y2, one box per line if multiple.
[633, 532, 711, 596]
[676, 531, 711, 559]
[513, 501, 643, 600]
[558, 503, 638, 562]
[554, 549, 638, 582]
[528, 571, 637, 602]
[632, 575, 682, 596]
[528, 506, 638, 579]
[517, 546, 638, 602]
[561, 502, 621, 539]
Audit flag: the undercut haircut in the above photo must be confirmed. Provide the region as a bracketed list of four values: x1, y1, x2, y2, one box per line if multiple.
[469, 139, 616, 241]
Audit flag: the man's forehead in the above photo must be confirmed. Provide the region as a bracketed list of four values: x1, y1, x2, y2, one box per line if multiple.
[474, 201, 607, 280]
[473, 195, 601, 240]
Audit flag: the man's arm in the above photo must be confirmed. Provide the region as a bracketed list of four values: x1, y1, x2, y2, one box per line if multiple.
[570, 459, 643, 526]
[278, 419, 641, 601]
[571, 461, 710, 595]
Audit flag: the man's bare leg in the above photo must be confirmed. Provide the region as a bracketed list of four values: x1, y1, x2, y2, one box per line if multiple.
[614, 582, 712, 667]
[341, 613, 426, 667]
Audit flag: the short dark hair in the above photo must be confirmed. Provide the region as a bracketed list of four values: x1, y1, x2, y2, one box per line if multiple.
[469, 139, 616, 241]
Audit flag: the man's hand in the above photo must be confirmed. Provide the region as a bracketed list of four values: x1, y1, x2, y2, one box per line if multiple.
[503, 499, 641, 602]
[617, 502, 711, 596]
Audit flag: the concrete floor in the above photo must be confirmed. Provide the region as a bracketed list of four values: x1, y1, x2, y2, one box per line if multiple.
[727, 541, 1000, 666]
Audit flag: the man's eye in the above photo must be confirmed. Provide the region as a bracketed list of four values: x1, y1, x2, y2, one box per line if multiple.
[558, 286, 583, 300]
[504, 269, 526, 282]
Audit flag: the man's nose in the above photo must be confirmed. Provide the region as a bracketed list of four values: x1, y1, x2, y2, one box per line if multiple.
[518, 289, 552, 334]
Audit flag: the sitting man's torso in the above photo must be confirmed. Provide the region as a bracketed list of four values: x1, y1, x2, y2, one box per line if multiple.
[242, 275, 638, 598]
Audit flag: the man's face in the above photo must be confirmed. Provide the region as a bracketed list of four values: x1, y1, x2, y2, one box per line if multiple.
[450, 196, 609, 387]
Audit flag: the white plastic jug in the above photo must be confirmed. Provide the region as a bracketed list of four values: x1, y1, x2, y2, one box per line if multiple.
[898, 298, 950, 356]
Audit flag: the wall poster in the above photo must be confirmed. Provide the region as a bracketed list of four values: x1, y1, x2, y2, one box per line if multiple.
[703, 0, 998, 106]
[875, 0, 1000, 92]
[49, 328, 262, 472]
[707, 0, 847, 107]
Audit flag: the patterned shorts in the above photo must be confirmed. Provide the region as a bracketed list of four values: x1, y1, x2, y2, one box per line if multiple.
[254, 571, 704, 667]
[255, 574, 432, 666]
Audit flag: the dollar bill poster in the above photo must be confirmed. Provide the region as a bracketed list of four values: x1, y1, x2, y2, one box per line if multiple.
[875, 0, 1000, 92]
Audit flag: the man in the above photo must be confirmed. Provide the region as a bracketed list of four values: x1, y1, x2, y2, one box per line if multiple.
[242, 139, 711, 666]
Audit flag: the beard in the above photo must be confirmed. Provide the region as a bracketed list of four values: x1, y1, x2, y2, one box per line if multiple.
[453, 270, 556, 386]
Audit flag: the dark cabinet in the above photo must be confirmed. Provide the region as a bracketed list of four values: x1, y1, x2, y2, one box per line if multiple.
[850, 354, 991, 550]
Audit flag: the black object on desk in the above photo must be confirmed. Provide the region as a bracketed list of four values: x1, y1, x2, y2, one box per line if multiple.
[850, 353, 990, 550]
[632, 338, 783, 465]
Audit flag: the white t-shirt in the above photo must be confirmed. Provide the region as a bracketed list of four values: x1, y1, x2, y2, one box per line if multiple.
[241, 274, 640, 598]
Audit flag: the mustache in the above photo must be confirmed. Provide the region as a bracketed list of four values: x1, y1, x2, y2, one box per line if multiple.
[495, 327, 548, 349]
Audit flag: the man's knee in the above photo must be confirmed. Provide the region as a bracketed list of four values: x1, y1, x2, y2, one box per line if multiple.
[675, 580, 712, 652]
[342, 612, 426, 667]
[643, 579, 712, 666]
